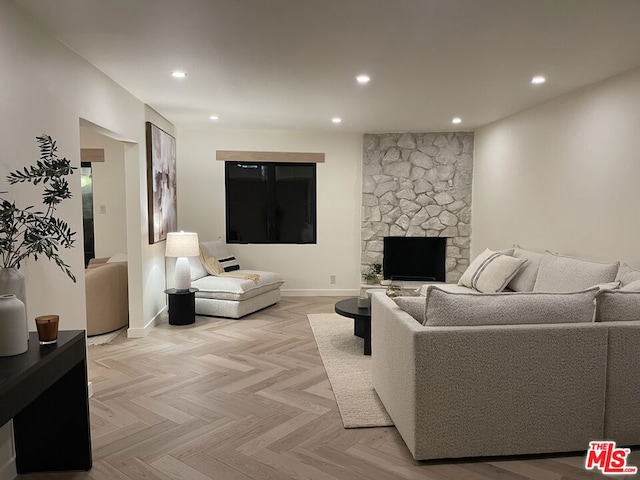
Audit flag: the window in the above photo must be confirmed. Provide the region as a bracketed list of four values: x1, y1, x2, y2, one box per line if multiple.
[225, 162, 316, 244]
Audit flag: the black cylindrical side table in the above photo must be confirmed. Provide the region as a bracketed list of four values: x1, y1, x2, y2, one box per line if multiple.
[164, 288, 198, 325]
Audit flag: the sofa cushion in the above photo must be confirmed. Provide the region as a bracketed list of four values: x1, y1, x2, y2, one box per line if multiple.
[533, 252, 619, 293]
[622, 279, 640, 291]
[595, 281, 621, 292]
[458, 248, 526, 293]
[616, 263, 640, 287]
[393, 296, 427, 323]
[201, 239, 240, 272]
[595, 290, 640, 322]
[192, 270, 284, 301]
[424, 286, 598, 327]
[507, 246, 545, 292]
[189, 256, 209, 281]
[416, 283, 476, 296]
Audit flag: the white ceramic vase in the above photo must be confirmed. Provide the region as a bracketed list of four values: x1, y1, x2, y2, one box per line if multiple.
[0, 294, 28, 356]
[0, 267, 26, 305]
[0, 267, 28, 341]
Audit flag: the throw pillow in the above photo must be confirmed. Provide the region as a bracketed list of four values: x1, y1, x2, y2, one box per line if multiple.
[458, 248, 526, 293]
[393, 296, 427, 323]
[199, 244, 225, 276]
[424, 286, 598, 327]
[201, 239, 240, 272]
[595, 290, 640, 322]
[189, 256, 208, 281]
[616, 263, 640, 287]
[621, 279, 640, 292]
[533, 252, 619, 293]
[507, 246, 545, 292]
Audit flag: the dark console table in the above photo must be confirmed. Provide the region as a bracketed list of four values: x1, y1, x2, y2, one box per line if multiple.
[0, 330, 92, 474]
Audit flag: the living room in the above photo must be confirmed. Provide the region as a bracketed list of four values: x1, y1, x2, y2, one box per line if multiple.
[1, 0, 640, 478]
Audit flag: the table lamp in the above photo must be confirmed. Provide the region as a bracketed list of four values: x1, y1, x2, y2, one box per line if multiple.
[165, 231, 200, 291]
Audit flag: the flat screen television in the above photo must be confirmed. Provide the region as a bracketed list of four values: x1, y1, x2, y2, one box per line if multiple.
[382, 236, 446, 281]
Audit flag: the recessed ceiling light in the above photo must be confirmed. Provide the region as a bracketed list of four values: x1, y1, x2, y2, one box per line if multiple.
[209, 115, 219, 120]
[452, 117, 462, 124]
[171, 70, 187, 78]
[332, 117, 342, 124]
[531, 75, 546, 85]
[356, 74, 370, 85]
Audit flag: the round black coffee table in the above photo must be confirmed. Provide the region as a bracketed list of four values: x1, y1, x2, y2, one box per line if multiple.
[334, 298, 371, 355]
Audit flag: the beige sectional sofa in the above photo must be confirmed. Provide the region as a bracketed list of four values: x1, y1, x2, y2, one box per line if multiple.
[372, 247, 640, 461]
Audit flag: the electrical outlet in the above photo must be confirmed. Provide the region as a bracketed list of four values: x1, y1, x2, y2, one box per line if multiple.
[330, 274, 336, 284]
[99, 204, 107, 214]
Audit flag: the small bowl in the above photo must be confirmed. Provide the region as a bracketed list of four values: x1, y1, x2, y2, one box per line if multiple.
[379, 279, 392, 286]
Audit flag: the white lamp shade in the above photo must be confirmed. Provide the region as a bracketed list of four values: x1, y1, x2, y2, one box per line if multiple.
[165, 232, 199, 257]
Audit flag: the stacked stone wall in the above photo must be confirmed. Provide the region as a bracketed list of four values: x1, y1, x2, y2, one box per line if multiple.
[361, 132, 473, 282]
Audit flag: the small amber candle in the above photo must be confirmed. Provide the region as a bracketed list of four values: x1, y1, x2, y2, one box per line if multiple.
[35, 315, 59, 345]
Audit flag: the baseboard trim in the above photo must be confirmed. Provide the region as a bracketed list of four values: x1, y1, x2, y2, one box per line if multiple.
[127, 306, 167, 338]
[0, 458, 16, 480]
[0, 422, 16, 480]
[281, 289, 360, 296]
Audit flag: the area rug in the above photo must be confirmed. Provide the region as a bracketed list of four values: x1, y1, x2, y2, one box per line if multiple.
[308, 313, 393, 428]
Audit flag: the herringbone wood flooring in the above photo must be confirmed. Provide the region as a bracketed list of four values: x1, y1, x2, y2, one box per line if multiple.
[18, 297, 637, 479]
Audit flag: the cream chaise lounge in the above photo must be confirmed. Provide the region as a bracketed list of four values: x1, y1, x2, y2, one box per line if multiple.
[168, 239, 284, 319]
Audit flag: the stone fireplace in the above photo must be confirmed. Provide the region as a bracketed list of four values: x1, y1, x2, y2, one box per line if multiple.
[361, 132, 473, 282]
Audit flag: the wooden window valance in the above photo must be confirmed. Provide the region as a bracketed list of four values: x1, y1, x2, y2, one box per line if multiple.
[80, 148, 105, 162]
[216, 150, 324, 163]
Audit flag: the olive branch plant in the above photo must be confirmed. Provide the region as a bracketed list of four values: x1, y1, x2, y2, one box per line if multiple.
[0, 134, 77, 282]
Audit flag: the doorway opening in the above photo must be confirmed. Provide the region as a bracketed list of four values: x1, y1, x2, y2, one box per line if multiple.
[81, 162, 95, 266]
[80, 125, 130, 342]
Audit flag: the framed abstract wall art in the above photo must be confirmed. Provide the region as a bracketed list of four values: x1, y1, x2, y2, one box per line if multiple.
[145, 122, 177, 243]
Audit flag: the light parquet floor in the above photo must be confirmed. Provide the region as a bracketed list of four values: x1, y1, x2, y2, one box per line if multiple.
[18, 296, 637, 479]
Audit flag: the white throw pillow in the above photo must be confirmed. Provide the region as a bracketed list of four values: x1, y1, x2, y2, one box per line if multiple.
[533, 252, 619, 293]
[616, 263, 640, 287]
[621, 279, 640, 292]
[189, 256, 209, 281]
[507, 246, 545, 292]
[458, 248, 526, 293]
[201, 238, 240, 272]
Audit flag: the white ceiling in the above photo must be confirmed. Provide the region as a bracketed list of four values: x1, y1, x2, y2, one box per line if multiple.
[14, 0, 640, 133]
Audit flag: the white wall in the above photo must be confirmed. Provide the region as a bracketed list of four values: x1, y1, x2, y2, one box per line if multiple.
[177, 128, 362, 294]
[473, 67, 640, 268]
[0, 2, 169, 334]
[79, 127, 128, 258]
[137, 107, 176, 330]
[0, 3, 174, 474]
